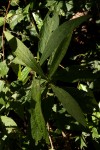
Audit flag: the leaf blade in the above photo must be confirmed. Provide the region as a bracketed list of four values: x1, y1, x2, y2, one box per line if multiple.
[39, 11, 59, 54]
[51, 84, 87, 127]
[30, 78, 49, 145]
[4, 31, 46, 79]
[40, 15, 89, 65]
[48, 32, 72, 78]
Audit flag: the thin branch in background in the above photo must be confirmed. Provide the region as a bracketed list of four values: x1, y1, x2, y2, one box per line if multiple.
[47, 122, 55, 150]
[59, 64, 65, 69]
[2, 0, 11, 61]
[62, 131, 72, 150]
[62, 131, 67, 138]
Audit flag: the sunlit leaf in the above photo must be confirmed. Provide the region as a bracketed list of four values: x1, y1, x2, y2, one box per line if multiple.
[4, 31, 46, 79]
[0, 80, 5, 92]
[0, 98, 5, 106]
[9, 8, 25, 30]
[80, 136, 87, 149]
[40, 15, 89, 65]
[0, 61, 9, 78]
[1, 116, 17, 127]
[0, 116, 17, 133]
[0, 17, 4, 26]
[92, 127, 100, 139]
[11, 0, 19, 6]
[18, 66, 31, 83]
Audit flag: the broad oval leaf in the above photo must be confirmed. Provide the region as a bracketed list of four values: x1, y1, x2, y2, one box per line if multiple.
[4, 31, 46, 79]
[51, 84, 87, 127]
[40, 15, 89, 65]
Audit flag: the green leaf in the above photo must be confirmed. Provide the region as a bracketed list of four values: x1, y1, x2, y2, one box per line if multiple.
[23, 4, 30, 14]
[0, 116, 17, 133]
[80, 136, 87, 149]
[18, 66, 31, 83]
[4, 31, 46, 79]
[0, 80, 5, 92]
[48, 32, 72, 78]
[12, 57, 26, 66]
[0, 61, 9, 78]
[51, 84, 87, 127]
[39, 11, 59, 53]
[0, 17, 4, 27]
[30, 78, 49, 145]
[66, 0, 73, 11]
[1, 116, 17, 127]
[40, 15, 89, 65]
[92, 127, 100, 139]
[0, 84, 5, 105]
[11, 0, 19, 6]
[9, 8, 26, 30]
[53, 65, 96, 83]
[9, 13, 25, 30]
[0, 80, 5, 105]
[0, 98, 5, 106]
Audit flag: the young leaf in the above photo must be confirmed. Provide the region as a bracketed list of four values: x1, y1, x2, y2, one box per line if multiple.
[39, 11, 59, 54]
[30, 78, 49, 145]
[0, 61, 9, 78]
[10, 0, 20, 6]
[40, 15, 89, 65]
[51, 84, 87, 127]
[0, 17, 4, 26]
[1, 116, 17, 127]
[4, 31, 46, 79]
[0, 80, 5, 92]
[48, 32, 72, 78]
[18, 66, 31, 83]
[1, 116, 17, 133]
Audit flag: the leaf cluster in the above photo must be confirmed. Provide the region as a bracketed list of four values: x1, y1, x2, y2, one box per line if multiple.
[0, 0, 100, 149]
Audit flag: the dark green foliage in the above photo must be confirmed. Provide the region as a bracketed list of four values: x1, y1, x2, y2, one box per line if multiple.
[0, 0, 100, 149]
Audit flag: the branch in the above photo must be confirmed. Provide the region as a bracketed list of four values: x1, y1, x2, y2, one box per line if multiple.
[47, 122, 55, 150]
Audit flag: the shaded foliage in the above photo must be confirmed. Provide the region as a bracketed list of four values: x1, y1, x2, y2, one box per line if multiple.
[0, 0, 100, 149]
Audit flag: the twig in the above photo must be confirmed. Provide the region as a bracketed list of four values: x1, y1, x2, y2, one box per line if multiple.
[2, 0, 11, 61]
[47, 122, 55, 150]
[62, 131, 72, 150]
[62, 131, 67, 138]
[59, 64, 65, 69]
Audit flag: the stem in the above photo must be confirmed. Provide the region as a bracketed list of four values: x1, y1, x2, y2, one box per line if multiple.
[47, 122, 55, 150]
